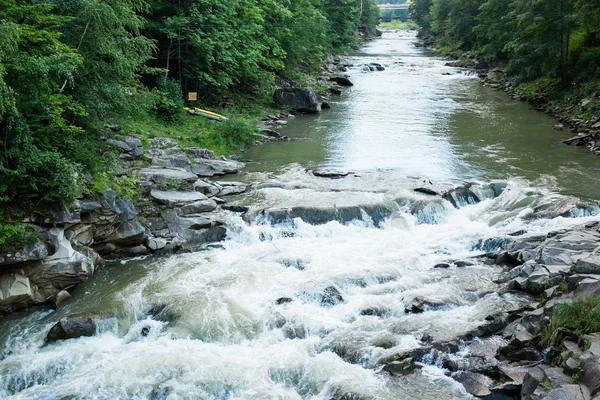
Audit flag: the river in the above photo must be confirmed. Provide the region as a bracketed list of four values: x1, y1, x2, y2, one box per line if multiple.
[1, 30, 600, 400]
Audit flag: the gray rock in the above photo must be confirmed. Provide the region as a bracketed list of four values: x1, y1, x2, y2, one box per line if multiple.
[0, 240, 48, 266]
[79, 201, 102, 213]
[48, 201, 81, 224]
[102, 220, 146, 246]
[149, 137, 178, 149]
[152, 152, 192, 171]
[72, 243, 104, 269]
[215, 181, 249, 196]
[312, 169, 351, 179]
[53, 289, 72, 309]
[101, 192, 138, 222]
[443, 185, 481, 208]
[137, 167, 198, 185]
[190, 158, 244, 177]
[26, 251, 94, 303]
[273, 87, 321, 113]
[573, 255, 600, 274]
[320, 286, 344, 307]
[185, 147, 215, 159]
[66, 224, 94, 246]
[581, 334, 600, 396]
[453, 371, 493, 397]
[575, 278, 600, 298]
[0, 273, 33, 315]
[163, 210, 226, 244]
[151, 190, 209, 208]
[329, 75, 354, 86]
[405, 296, 446, 313]
[106, 135, 143, 158]
[146, 237, 167, 251]
[543, 385, 591, 400]
[526, 265, 552, 293]
[46, 314, 98, 342]
[180, 199, 218, 215]
[193, 179, 221, 197]
[383, 358, 422, 376]
[522, 366, 545, 397]
[414, 187, 439, 196]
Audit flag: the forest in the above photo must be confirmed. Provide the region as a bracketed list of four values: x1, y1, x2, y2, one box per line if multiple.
[410, 0, 600, 106]
[0, 0, 379, 220]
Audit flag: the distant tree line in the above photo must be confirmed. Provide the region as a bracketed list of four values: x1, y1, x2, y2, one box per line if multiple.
[410, 0, 600, 90]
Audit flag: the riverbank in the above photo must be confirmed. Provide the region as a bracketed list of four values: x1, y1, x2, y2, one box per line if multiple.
[431, 49, 600, 157]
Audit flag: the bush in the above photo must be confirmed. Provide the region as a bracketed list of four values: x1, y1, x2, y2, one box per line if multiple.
[0, 224, 39, 253]
[0, 142, 82, 207]
[207, 117, 258, 154]
[154, 77, 184, 123]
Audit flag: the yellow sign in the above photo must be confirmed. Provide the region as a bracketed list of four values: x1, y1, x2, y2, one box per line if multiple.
[188, 92, 197, 101]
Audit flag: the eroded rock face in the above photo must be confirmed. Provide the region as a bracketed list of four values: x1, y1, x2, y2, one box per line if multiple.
[0, 241, 49, 266]
[273, 87, 321, 113]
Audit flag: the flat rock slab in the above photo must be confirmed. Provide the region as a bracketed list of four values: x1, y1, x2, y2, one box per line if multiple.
[191, 159, 244, 177]
[138, 167, 198, 184]
[151, 190, 209, 208]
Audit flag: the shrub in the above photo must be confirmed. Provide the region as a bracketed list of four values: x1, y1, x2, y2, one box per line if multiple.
[0, 224, 39, 253]
[207, 116, 258, 154]
[154, 77, 184, 123]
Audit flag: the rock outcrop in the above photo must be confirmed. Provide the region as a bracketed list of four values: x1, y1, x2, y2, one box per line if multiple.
[273, 87, 322, 113]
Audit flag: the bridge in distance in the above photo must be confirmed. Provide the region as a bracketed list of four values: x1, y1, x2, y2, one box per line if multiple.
[377, 4, 410, 10]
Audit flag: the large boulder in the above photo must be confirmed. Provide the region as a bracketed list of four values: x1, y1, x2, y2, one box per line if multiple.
[46, 314, 98, 342]
[273, 87, 321, 113]
[26, 251, 94, 302]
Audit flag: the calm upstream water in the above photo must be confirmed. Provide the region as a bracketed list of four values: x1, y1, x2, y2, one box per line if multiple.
[1, 30, 600, 400]
[244, 30, 600, 201]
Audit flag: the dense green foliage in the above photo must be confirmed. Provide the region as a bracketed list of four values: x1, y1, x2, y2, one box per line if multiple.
[410, 0, 600, 91]
[0, 0, 378, 212]
[0, 221, 38, 253]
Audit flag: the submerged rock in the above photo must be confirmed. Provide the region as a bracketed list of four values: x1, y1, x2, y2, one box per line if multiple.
[320, 286, 344, 307]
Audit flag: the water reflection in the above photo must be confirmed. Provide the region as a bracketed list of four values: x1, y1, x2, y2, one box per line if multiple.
[242, 30, 600, 199]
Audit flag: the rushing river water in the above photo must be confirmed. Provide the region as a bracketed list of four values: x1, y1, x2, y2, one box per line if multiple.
[2, 30, 600, 400]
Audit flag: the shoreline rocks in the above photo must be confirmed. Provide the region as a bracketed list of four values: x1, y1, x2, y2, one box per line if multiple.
[0, 142, 249, 316]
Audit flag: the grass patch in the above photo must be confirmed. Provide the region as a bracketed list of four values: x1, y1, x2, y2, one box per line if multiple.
[378, 21, 419, 30]
[120, 111, 259, 156]
[542, 295, 600, 345]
